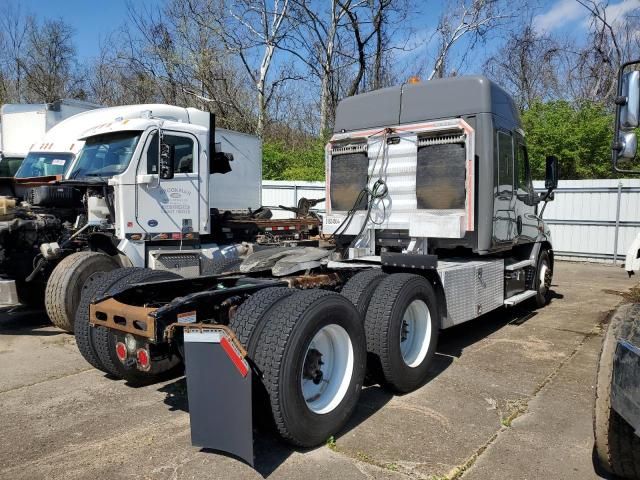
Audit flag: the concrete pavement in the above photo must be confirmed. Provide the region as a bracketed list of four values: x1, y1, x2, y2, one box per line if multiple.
[0, 261, 634, 479]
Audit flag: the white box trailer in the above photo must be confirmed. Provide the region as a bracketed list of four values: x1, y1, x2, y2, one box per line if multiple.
[0, 100, 100, 177]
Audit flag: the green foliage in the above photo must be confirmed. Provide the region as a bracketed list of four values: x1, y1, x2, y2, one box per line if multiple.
[521, 100, 614, 180]
[263, 138, 325, 181]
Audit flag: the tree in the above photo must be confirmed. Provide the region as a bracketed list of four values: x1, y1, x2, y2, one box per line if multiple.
[522, 100, 614, 180]
[484, 22, 564, 109]
[187, 0, 294, 138]
[286, 0, 356, 135]
[0, 2, 29, 102]
[430, 0, 513, 80]
[569, 0, 640, 103]
[19, 17, 82, 102]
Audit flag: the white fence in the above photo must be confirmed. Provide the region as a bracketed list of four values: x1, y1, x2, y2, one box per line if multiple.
[262, 179, 640, 263]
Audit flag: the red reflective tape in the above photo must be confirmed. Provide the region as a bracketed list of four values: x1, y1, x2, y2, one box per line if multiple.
[220, 336, 248, 377]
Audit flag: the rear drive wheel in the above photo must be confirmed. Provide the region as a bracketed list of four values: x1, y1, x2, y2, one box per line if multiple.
[594, 303, 640, 478]
[93, 268, 182, 384]
[253, 289, 366, 447]
[75, 268, 139, 372]
[365, 273, 440, 393]
[45, 251, 119, 332]
[340, 268, 387, 317]
[228, 287, 294, 355]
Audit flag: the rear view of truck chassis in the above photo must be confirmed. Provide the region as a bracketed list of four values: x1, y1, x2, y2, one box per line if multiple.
[78, 76, 558, 464]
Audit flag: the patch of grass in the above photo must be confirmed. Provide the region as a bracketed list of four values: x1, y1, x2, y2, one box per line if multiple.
[355, 451, 371, 462]
[326, 436, 337, 451]
[624, 285, 640, 303]
[385, 462, 399, 471]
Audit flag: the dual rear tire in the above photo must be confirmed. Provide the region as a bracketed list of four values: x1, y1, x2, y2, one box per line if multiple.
[343, 270, 440, 393]
[75, 267, 182, 384]
[229, 288, 367, 447]
[226, 271, 439, 448]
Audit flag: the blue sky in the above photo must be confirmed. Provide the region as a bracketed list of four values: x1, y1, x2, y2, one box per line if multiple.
[14, 0, 639, 71]
[17, 0, 130, 60]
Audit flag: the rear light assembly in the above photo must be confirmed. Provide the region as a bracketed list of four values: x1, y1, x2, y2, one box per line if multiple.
[115, 342, 127, 363]
[136, 348, 151, 371]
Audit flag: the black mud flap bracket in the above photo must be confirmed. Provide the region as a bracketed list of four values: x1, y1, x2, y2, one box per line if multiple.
[183, 325, 254, 466]
[612, 338, 640, 435]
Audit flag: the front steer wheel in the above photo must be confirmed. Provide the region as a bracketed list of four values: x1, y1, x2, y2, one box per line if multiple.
[253, 289, 367, 447]
[594, 303, 640, 478]
[45, 251, 119, 332]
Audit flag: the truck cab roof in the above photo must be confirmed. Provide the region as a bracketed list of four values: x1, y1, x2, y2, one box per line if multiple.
[78, 117, 208, 140]
[333, 75, 521, 133]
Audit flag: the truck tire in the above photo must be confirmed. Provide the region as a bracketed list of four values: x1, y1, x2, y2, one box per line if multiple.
[75, 268, 140, 373]
[340, 268, 387, 317]
[227, 287, 294, 355]
[253, 289, 366, 447]
[594, 303, 640, 478]
[365, 273, 440, 393]
[94, 268, 182, 384]
[45, 251, 120, 333]
[533, 249, 552, 308]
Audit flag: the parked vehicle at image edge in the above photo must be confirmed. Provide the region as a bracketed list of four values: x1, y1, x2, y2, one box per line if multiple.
[0, 100, 99, 178]
[76, 75, 560, 466]
[593, 60, 640, 479]
[0, 105, 214, 308]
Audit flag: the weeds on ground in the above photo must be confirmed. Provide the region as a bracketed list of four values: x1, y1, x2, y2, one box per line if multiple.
[326, 436, 337, 451]
[624, 284, 640, 303]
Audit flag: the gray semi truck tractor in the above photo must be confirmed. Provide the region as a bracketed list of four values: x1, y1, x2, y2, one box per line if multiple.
[78, 76, 559, 464]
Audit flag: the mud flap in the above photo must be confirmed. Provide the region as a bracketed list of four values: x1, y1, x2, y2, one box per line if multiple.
[612, 339, 640, 435]
[183, 326, 254, 466]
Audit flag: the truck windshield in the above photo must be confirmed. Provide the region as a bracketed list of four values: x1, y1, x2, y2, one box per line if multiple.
[68, 131, 141, 179]
[14, 153, 74, 178]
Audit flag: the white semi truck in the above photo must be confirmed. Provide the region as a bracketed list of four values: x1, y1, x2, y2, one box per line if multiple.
[0, 103, 320, 326]
[0, 100, 99, 177]
[76, 76, 559, 464]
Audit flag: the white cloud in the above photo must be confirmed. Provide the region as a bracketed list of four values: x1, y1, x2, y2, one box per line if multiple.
[533, 0, 586, 33]
[603, 0, 640, 25]
[533, 0, 639, 34]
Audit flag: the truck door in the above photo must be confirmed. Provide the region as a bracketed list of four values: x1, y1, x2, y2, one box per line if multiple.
[493, 130, 516, 244]
[135, 130, 200, 235]
[514, 135, 538, 242]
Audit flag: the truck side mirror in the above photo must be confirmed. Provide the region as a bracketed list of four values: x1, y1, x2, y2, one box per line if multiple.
[158, 132, 174, 180]
[617, 131, 638, 159]
[613, 63, 640, 173]
[210, 142, 234, 174]
[620, 70, 639, 129]
[545, 155, 559, 190]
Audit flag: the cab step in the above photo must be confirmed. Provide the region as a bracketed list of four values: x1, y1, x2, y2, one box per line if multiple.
[504, 290, 537, 306]
[505, 259, 534, 271]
